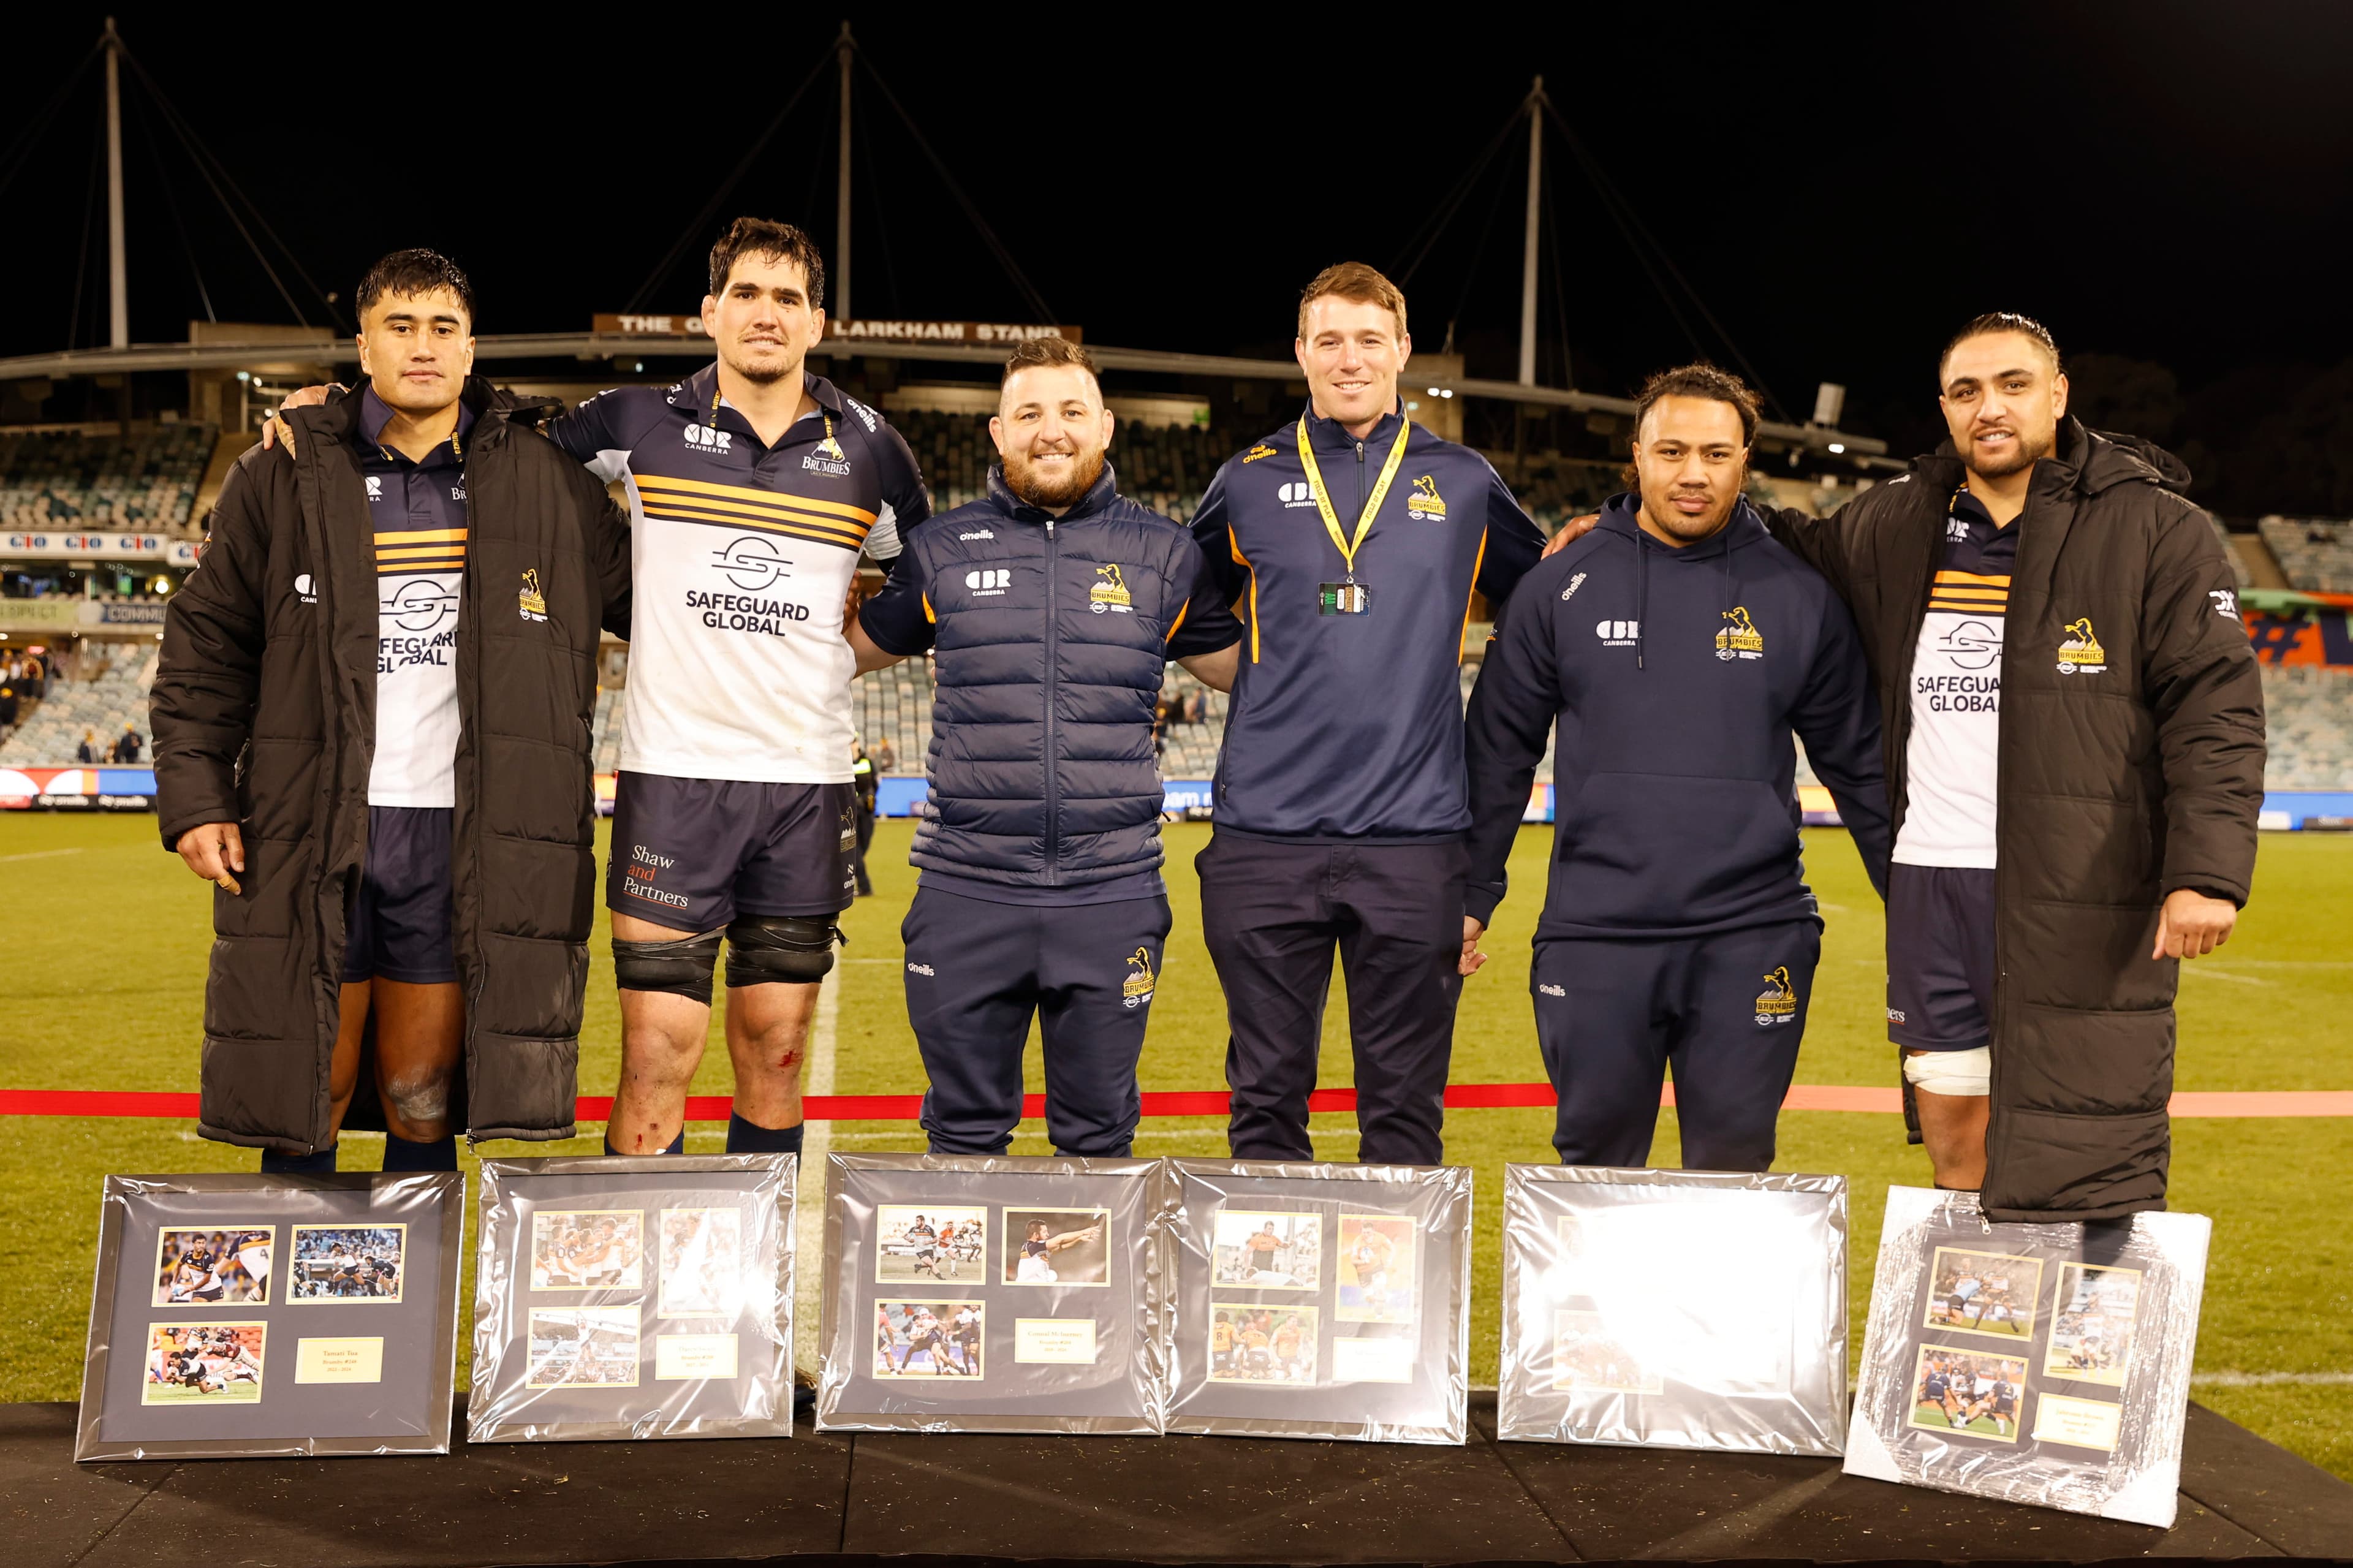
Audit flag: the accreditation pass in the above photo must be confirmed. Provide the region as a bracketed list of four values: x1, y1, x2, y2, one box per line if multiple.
[1319, 581, 1373, 615]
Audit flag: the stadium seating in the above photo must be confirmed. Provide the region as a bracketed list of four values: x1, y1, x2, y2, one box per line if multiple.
[2261, 665, 2353, 789]
[2258, 516, 2353, 594]
[0, 422, 218, 532]
[0, 643, 156, 764]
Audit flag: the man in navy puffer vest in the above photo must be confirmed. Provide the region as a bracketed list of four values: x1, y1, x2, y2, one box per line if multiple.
[850, 338, 1242, 1154]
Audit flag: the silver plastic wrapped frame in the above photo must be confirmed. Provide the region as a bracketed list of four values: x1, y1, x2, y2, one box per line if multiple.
[1496, 1164, 1848, 1455]
[469, 1154, 795, 1442]
[1844, 1186, 2210, 1529]
[1167, 1159, 1471, 1444]
[817, 1153, 1172, 1434]
[77, 1172, 465, 1461]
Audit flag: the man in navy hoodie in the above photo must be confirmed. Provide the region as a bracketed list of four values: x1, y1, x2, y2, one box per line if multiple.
[1463, 365, 1891, 1172]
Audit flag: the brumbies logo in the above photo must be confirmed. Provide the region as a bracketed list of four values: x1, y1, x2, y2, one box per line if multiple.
[1242, 443, 1278, 464]
[2056, 616, 2107, 675]
[1405, 475, 1447, 521]
[518, 568, 548, 622]
[803, 425, 852, 477]
[1090, 563, 1133, 614]
[1121, 947, 1157, 1009]
[1716, 606, 1764, 660]
[1754, 966, 1798, 1026]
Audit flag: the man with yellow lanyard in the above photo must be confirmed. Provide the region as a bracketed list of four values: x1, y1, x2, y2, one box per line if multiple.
[1189, 262, 1546, 1165]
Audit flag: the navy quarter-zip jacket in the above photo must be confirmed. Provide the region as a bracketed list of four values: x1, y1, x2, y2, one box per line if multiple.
[1191, 404, 1545, 840]
[1464, 493, 1892, 939]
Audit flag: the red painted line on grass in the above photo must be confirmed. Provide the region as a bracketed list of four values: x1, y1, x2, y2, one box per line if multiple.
[6, 1086, 2349, 1121]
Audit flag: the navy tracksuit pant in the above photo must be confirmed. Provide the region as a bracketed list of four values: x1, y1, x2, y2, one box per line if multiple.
[902, 883, 1172, 1157]
[1531, 920, 1819, 1172]
[1199, 833, 1467, 1166]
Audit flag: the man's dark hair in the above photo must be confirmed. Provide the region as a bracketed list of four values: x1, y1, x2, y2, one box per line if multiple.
[1632, 362, 1762, 447]
[708, 217, 827, 308]
[1939, 312, 2061, 384]
[355, 249, 476, 323]
[999, 334, 1098, 387]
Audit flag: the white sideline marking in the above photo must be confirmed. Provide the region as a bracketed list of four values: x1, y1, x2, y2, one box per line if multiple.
[794, 966, 839, 1378]
[0, 848, 82, 863]
[2194, 1371, 2353, 1386]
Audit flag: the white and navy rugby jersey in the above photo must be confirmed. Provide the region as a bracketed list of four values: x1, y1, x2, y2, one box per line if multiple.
[358, 388, 471, 808]
[1893, 486, 2017, 869]
[546, 366, 929, 783]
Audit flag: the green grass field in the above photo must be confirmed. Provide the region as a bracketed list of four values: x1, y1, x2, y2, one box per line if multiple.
[2, 814, 2347, 1475]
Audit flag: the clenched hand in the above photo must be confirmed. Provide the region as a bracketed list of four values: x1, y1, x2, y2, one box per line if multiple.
[2153, 888, 2236, 960]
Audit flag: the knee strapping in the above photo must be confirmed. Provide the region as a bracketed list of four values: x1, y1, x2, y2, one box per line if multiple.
[614, 929, 723, 1004]
[725, 914, 840, 988]
[1903, 1045, 1991, 1097]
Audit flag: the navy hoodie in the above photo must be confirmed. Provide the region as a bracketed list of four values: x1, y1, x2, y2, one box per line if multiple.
[1464, 493, 1890, 939]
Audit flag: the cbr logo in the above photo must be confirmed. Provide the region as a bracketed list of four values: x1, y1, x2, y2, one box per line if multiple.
[966, 568, 1011, 595]
[684, 423, 732, 452]
[712, 536, 794, 593]
[1277, 482, 1316, 507]
[294, 572, 317, 604]
[1595, 618, 1640, 645]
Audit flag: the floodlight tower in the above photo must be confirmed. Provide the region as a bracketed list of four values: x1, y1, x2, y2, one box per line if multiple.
[835, 20, 854, 323]
[103, 16, 129, 349]
[1517, 75, 1542, 387]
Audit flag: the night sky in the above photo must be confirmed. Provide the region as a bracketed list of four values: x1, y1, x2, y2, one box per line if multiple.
[7, 5, 2353, 510]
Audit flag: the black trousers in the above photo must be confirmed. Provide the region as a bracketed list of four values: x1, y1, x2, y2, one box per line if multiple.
[1198, 833, 1467, 1165]
[1530, 920, 1821, 1172]
[902, 884, 1172, 1157]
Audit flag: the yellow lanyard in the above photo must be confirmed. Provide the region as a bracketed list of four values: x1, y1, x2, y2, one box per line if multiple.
[1295, 415, 1411, 581]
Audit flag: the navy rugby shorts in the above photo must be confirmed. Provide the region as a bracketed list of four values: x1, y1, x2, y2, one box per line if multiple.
[343, 806, 458, 985]
[607, 771, 857, 931]
[1884, 863, 1996, 1052]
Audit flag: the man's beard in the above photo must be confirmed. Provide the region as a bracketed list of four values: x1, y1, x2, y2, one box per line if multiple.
[1968, 425, 2053, 478]
[721, 340, 798, 387]
[1004, 444, 1105, 509]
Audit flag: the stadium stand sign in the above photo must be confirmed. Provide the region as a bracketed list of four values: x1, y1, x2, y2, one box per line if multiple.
[77, 1172, 465, 1461]
[1496, 1165, 1849, 1456]
[589, 314, 1079, 344]
[469, 1154, 797, 1443]
[1844, 1186, 2210, 1528]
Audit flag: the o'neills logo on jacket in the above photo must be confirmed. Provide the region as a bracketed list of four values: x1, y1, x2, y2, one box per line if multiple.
[1090, 563, 1134, 614]
[2056, 616, 2107, 675]
[1754, 966, 1798, 1026]
[1121, 947, 1157, 1009]
[518, 568, 548, 623]
[1405, 475, 1447, 521]
[1716, 605, 1764, 660]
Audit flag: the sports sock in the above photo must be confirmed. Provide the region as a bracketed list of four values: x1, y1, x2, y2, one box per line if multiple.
[381, 1134, 458, 1173]
[726, 1114, 805, 1157]
[603, 1129, 687, 1156]
[260, 1145, 338, 1175]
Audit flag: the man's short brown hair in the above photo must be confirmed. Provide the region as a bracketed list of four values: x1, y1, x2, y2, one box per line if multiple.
[1939, 311, 2061, 385]
[999, 334, 1099, 388]
[1297, 262, 1408, 341]
[707, 216, 827, 308]
[1632, 362, 1762, 447]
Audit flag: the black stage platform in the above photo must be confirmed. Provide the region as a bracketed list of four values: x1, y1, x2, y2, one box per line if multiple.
[9, 1396, 2349, 1567]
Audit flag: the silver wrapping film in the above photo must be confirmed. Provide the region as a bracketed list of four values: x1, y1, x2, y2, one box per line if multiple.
[468, 1154, 795, 1442]
[1496, 1164, 1849, 1456]
[77, 1172, 466, 1461]
[816, 1153, 1173, 1435]
[1844, 1185, 2211, 1528]
[1165, 1159, 1472, 1444]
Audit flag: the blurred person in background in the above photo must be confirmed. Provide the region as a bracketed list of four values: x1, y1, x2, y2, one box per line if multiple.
[851, 738, 877, 898]
[111, 726, 142, 763]
[77, 729, 100, 763]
